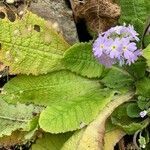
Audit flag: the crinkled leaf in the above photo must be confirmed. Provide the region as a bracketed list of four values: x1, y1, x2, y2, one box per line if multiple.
[136, 77, 150, 98]
[118, 0, 149, 23]
[125, 59, 147, 80]
[32, 133, 72, 150]
[118, 0, 149, 35]
[127, 103, 141, 118]
[1, 70, 102, 106]
[137, 96, 150, 110]
[111, 103, 149, 134]
[0, 11, 69, 75]
[101, 66, 133, 90]
[104, 129, 125, 150]
[77, 92, 133, 150]
[63, 43, 104, 78]
[143, 44, 150, 69]
[0, 98, 42, 137]
[39, 89, 115, 133]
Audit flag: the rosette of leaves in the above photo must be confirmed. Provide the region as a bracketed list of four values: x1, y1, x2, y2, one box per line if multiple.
[0, 1, 150, 148]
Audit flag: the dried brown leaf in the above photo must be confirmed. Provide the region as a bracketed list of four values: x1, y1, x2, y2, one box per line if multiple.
[0, 131, 28, 148]
[70, 0, 121, 33]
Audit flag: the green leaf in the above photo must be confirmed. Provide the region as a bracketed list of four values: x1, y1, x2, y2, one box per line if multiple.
[32, 133, 72, 150]
[0, 11, 69, 75]
[138, 136, 147, 149]
[101, 66, 133, 90]
[104, 129, 125, 150]
[63, 43, 104, 78]
[118, 0, 149, 35]
[39, 89, 115, 133]
[137, 96, 150, 110]
[144, 35, 150, 48]
[111, 103, 149, 134]
[0, 98, 42, 137]
[118, 0, 148, 23]
[105, 118, 117, 133]
[1, 70, 102, 106]
[143, 44, 150, 68]
[144, 0, 150, 14]
[136, 77, 150, 98]
[125, 59, 147, 80]
[127, 103, 141, 118]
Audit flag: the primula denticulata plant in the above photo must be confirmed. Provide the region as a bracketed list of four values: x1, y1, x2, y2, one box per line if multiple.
[0, 1, 150, 149]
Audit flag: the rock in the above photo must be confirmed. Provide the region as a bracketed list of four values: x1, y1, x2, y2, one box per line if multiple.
[29, 0, 78, 44]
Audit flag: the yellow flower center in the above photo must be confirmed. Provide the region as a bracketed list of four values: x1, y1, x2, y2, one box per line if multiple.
[100, 44, 104, 49]
[112, 46, 116, 50]
[123, 46, 127, 51]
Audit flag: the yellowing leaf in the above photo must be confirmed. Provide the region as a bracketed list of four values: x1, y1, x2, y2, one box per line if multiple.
[0, 11, 69, 75]
[104, 129, 125, 150]
[61, 129, 85, 150]
[32, 133, 72, 150]
[77, 92, 133, 150]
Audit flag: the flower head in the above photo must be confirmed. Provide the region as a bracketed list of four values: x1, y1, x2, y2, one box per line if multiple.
[93, 24, 141, 67]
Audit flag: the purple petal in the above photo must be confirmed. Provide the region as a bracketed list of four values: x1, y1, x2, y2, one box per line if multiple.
[98, 53, 116, 67]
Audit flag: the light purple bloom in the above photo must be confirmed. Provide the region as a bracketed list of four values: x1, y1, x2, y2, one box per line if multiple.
[109, 38, 121, 58]
[140, 110, 147, 118]
[120, 38, 140, 64]
[127, 25, 139, 41]
[93, 35, 111, 57]
[104, 25, 126, 36]
[92, 24, 141, 67]
[98, 53, 116, 67]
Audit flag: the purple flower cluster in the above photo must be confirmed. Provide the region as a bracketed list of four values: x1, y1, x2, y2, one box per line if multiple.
[93, 25, 142, 67]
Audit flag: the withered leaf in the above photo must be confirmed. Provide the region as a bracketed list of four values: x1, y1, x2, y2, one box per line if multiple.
[70, 0, 121, 33]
